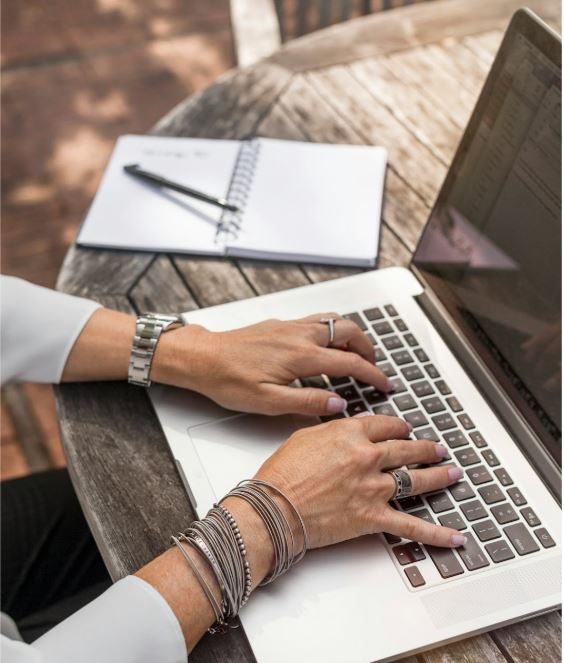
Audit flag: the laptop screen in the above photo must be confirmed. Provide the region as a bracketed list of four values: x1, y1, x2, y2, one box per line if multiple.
[412, 11, 561, 464]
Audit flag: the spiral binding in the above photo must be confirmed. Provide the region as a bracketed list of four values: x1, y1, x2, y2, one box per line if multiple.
[216, 139, 262, 244]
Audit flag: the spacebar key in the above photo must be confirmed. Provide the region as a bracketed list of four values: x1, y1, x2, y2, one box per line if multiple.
[425, 545, 465, 578]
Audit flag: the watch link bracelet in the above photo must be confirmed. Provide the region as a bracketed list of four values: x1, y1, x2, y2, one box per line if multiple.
[128, 312, 183, 387]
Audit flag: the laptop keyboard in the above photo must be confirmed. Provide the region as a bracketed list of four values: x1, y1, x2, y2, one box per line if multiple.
[300, 304, 556, 590]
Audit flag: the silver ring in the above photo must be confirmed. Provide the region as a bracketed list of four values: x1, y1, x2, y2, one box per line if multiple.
[320, 318, 337, 347]
[388, 469, 413, 500]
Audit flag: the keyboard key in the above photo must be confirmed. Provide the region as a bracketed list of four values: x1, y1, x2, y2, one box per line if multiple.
[374, 347, 386, 362]
[404, 411, 429, 429]
[432, 413, 457, 431]
[494, 468, 513, 486]
[384, 304, 398, 317]
[454, 448, 480, 466]
[439, 512, 466, 530]
[446, 396, 463, 412]
[449, 481, 476, 502]
[435, 380, 451, 395]
[466, 465, 492, 485]
[364, 307, 384, 321]
[534, 528, 555, 548]
[394, 318, 408, 332]
[388, 377, 407, 393]
[336, 384, 361, 401]
[347, 400, 368, 416]
[383, 532, 401, 544]
[411, 508, 435, 524]
[491, 503, 519, 525]
[414, 348, 429, 363]
[382, 335, 404, 351]
[301, 375, 327, 389]
[469, 431, 487, 448]
[472, 519, 501, 542]
[373, 321, 393, 336]
[364, 389, 387, 405]
[393, 542, 426, 565]
[401, 365, 424, 381]
[427, 492, 454, 513]
[379, 363, 397, 377]
[520, 507, 541, 527]
[365, 332, 378, 345]
[404, 566, 425, 587]
[329, 376, 350, 387]
[404, 333, 418, 347]
[373, 404, 397, 417]
[355, 379, 371, 389]
[412, 380, 434, 398]
[460, 500, 488, 521]
[457, 533, 490, 570]
[443, 430, 469, 449]
[393, 394, 417, 412]
[505, 522, 540, 555]
[485, 539, 515, 563]
[397, 495, 424, 510]
[507, 487, 527, 507]
[422, 397, 446, 414]
[424, 364, 440, 379]
[426, 546, 464, 578]
[478, 484, 505, 504]
[457, 413, 475, 430]
[343, 312, 367, 331]
[390, 350, 413, 366]
[416, 427, 439, 441]
[481, 450, 500, 467]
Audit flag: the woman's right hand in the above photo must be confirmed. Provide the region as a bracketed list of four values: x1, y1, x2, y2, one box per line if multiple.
[255, 414, 466, 549]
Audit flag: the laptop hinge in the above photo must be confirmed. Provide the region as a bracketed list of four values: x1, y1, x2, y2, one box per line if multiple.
[413, 280, 561, 505]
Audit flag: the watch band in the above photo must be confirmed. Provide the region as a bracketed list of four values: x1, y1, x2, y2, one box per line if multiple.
[128, 312, 183, 387]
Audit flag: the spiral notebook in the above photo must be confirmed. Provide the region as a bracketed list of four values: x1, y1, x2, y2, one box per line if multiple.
[77, 134, 387, 266]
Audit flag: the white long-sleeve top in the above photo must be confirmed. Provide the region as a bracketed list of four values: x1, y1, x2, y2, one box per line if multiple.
[1, 276, 187, 663]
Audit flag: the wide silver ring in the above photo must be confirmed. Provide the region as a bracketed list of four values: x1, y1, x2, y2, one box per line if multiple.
[388, 469, 413, 500]
[320, 318, 337, 347]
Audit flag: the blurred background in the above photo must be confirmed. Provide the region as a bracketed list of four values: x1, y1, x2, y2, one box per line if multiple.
[1, 0, 427, 480]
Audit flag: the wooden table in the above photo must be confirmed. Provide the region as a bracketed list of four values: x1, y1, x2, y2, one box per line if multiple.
[55, 0, 562, 660]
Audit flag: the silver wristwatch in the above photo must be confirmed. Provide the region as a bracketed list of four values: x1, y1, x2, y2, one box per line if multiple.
[128, 312, 183, 387]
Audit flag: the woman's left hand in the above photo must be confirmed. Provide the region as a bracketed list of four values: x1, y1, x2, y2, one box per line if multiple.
[152, 313, 392, 416]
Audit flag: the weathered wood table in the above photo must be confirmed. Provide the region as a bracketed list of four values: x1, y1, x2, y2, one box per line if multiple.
[55, 0, 562, 660]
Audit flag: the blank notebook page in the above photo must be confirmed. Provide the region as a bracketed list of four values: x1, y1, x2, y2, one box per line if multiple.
[229, 138, 387, 264]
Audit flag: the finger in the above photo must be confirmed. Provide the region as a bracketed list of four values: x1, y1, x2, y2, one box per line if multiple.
[318, 348, 391, 392]
[297, 312, 343, 325]
[380, 506, 466, 548]
[331, 321, 374, 361]
[385, 464, 463, 498]
[358, 414, 411, 443]
[376, 439, 449, 469]
[263, 384, 347, 416]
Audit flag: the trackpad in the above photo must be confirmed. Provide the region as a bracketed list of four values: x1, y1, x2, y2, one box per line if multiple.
[188, 412, 316, 505]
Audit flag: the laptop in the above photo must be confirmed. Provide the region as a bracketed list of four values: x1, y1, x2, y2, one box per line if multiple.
[151, 9, 561, 662]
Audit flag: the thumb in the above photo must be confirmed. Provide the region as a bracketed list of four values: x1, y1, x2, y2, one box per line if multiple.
[266, 384, 347, 416]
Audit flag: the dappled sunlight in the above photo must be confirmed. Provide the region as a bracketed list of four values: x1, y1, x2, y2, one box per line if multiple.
[95, 0, 141, 20]
[74, 89, 131, 122]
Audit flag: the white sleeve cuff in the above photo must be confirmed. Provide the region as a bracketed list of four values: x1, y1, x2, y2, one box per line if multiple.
[32, 576, 187, 663]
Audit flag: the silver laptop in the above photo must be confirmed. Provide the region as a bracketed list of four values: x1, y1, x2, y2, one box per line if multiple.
[151, 10, 561, 662]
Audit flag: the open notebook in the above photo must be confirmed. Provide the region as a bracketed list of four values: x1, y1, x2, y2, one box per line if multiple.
[78, 134, 387, 266]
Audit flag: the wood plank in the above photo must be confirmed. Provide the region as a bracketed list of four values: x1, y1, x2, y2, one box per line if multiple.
[268, 0, 560, 72]
[238, 259, 310, 294]
[491, 612, 562, 662]
[56, 245, 154, 297]
[128, 255, 198, 314]
[421, 633, 507, 663]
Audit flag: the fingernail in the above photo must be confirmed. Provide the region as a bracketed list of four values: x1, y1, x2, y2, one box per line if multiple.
[435, 444, 449, 458]
[405, 420, 413, 432]
[354, 411, 372, 418]
[386, 379, 395, 392]
[451, 534, 467, 546]
[448, 466, 463, 481]
[327, 396, 347, 414]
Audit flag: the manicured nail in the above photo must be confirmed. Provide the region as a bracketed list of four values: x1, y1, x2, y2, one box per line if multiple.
[451, 534, 467, 546]
[386, 379, 395, 392]
[327, 396, 347, 414]
[448, 466, 463, 481]
[405, 420, 413, 432]
[435, 444, 449, 459]
[354, 411, 372, 418]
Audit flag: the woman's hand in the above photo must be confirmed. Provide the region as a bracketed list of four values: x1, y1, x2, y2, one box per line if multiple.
[254, 414, 466, 548]
[152, 313, 391, 416]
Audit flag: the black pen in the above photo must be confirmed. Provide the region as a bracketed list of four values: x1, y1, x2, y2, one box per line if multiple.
[123, 163, 239, 213]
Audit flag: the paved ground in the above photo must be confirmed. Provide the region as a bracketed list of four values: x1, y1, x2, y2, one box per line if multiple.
[1, 0, 235, 479]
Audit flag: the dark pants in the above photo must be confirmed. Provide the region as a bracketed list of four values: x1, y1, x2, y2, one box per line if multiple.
[1, 468, 111, 643]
